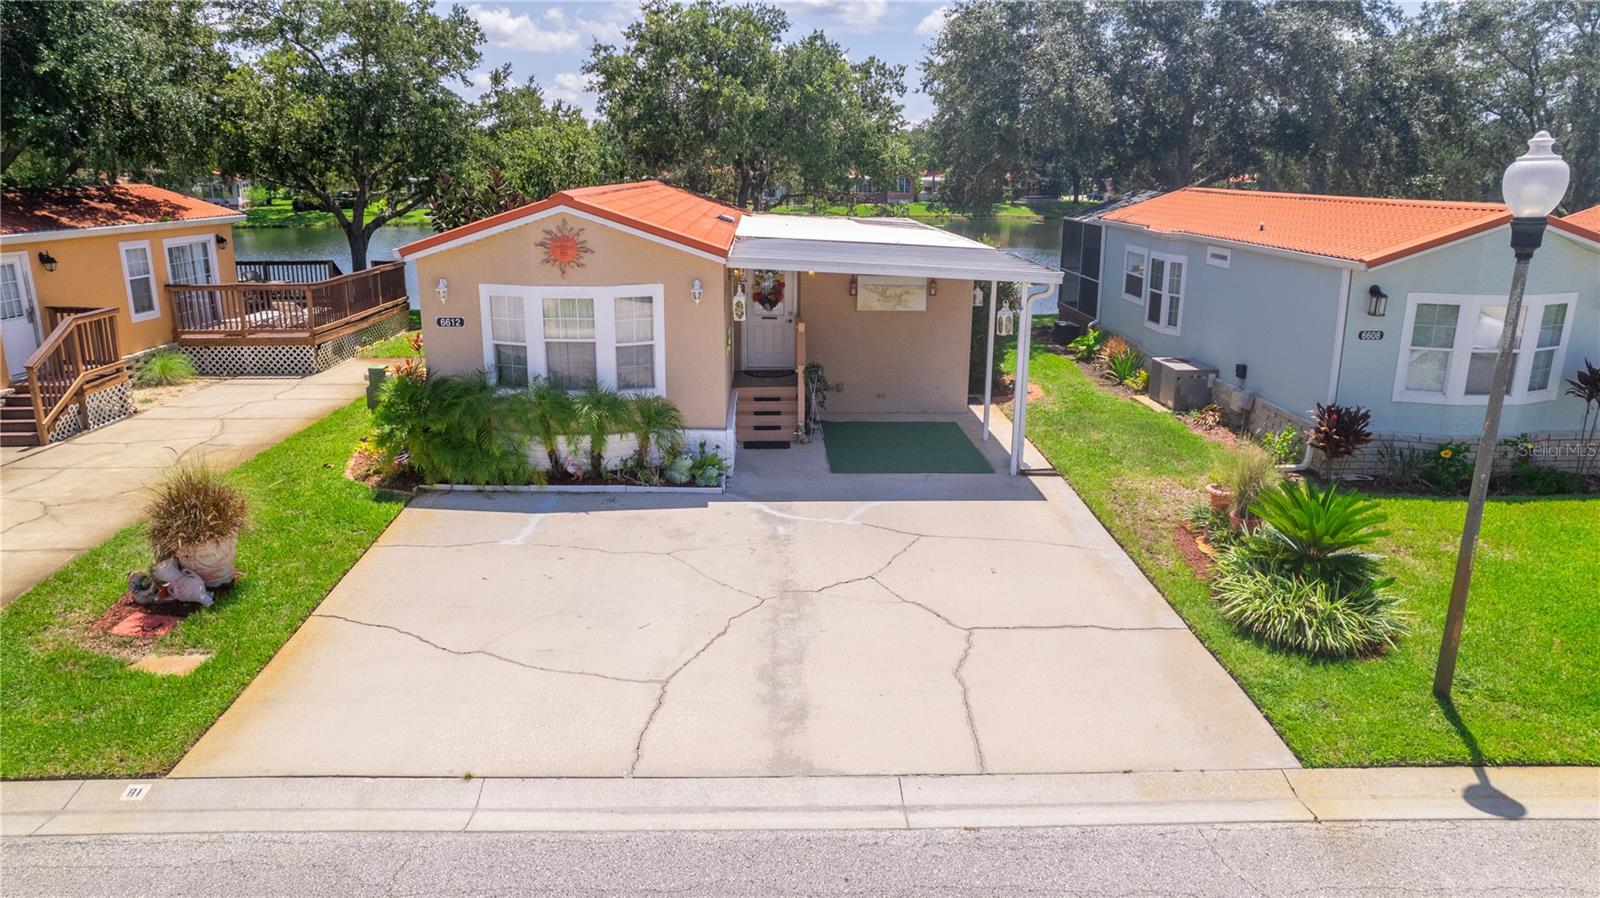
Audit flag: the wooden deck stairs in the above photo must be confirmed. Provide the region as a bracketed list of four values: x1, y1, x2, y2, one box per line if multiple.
[0, 389, 42, 447]
[735, 381, 799, 446]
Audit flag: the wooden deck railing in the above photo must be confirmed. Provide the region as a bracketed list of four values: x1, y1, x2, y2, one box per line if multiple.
[235, 259, 343, 284]
[23, 307, 123, 444]
[166, 262, 407, 343]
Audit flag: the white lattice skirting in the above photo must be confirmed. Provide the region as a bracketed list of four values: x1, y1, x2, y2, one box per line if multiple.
[48, 381, 134, 443]
[180, 309, 410, 377]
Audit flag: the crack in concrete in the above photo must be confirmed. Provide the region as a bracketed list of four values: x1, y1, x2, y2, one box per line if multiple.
[312, 613, 661, 685]
[1280, 769, 1320, 823]
[747, 500, 1092, 551]
[628, 594, 773, 776]
[955, 630, 988, 773]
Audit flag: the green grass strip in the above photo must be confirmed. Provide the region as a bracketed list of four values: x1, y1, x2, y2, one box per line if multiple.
[1012, 340, 1600, 766]
[1, 401, 405, 779]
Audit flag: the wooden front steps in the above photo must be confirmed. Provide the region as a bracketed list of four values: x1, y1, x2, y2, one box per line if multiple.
[735, 382, 799, 446]
[0, 389, 41, 447]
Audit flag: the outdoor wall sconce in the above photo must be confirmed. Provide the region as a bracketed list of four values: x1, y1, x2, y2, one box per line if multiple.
[927, 278, 938, 296]
[435, 277, 449, 306]
[731, 284, 748, 322]
[37, 250, 56, 272]
[849, 275, 858, 296]
[691, 278, 704, 304]
[215, 234, 228, 249]
[1367, 284, 1388, 317]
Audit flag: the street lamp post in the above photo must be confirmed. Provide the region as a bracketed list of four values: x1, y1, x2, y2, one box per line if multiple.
[1433, 131, 1571, 700]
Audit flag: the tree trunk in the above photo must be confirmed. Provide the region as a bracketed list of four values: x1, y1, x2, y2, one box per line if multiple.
[347, 227, 371, 272]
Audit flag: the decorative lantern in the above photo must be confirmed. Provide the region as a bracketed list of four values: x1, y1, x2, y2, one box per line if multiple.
[435, 278, 449, 306]
[996, 300, 1015, 337]
[731, 284, 747, 322]
[972, 284, 984, 307]
[927, 278, 938, 296]
[1366, 284, 1388, 317]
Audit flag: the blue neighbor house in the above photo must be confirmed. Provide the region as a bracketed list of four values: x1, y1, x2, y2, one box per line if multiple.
[1059, 188, 1600, 474]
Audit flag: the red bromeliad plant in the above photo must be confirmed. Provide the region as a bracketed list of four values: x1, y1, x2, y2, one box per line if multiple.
[1308, 403, 1372, 480]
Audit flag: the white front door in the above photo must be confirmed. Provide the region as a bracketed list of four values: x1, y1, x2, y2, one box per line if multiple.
[0, 254, 41, 378]
[741, 269, 795, 370]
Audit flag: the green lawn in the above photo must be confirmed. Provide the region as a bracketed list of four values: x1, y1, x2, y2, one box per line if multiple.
[1010, 338, 1600, 766]
[240, 198, 433, 229]
[769, 199, 1092, 221]
[357, 311, 423, 359]
[0, 401, 405, 779]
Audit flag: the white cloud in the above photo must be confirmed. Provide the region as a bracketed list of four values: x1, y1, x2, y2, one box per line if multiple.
[547, 71, 597, 118]
[914, 5, 949, 37]
[784, 1, 890, 31]
[469, 4, 581, 53]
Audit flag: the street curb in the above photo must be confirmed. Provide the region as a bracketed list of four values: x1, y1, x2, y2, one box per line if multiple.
[4, 768, 1595, 836]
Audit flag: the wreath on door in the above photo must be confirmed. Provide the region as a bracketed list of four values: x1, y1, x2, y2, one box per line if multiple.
[753, 270, 784, 311]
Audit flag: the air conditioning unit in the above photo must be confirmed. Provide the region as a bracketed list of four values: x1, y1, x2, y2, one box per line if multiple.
[1146, 357, 1217, 412]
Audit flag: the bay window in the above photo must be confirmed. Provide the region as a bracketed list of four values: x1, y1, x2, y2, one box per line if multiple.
[1395, 292, 1575, 404]
[481, 284, 665, 394]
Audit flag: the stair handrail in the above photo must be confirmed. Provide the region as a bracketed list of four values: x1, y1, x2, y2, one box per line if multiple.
[22, 307, 122, 444]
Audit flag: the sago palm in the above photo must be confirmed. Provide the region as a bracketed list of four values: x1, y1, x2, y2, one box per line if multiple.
[1248, 480, 1389, 586]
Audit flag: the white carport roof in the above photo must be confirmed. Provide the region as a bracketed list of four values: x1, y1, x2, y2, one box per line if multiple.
[729, 214, 1062, 284]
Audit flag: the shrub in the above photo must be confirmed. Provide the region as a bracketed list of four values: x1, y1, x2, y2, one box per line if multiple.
[1067, 328, 1107, 360]
[1128, 369, 1149, 392]
[1508, 457, 1581, 495]
[1374, 441, 1428, 489]
[135, 350, 197, 387]
[145, 462, 248, 561]
[1102, 345, 1145, 387]
[1258, 425, 1302, 465]
[1212, 548, 1406, 657]
[1419, 441, 1473, 493]
[526, 379, 576, 471]
[628, 394, 685, 467]
[1248, 480, 1389, 587]
[1097, 335, 1131, 366]
[1308, 403, 1372, 478]
[573, 383, 630, 475]
[1212, 446, 1280, 517]
[373, 371, 535, 485]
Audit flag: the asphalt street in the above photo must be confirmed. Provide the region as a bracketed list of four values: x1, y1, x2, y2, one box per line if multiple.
[3, 820, 1595, 897]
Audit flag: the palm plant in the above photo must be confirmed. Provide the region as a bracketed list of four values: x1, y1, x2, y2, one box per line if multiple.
[627, 394, 684, 467]
[1248, 480, 1389, 587]
[526, 378, 576, 472]
[572, 382, 629, 476]
[1565, 359, 1600, 478]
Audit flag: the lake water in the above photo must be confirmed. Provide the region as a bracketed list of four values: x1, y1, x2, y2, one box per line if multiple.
[233, 218, 1064, 310]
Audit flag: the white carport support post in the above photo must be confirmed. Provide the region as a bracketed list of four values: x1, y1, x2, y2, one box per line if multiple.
[981, 280, 997, 441]
[1009, 282, 1036, 475]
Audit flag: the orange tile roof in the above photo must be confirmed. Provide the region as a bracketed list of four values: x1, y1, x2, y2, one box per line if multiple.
[1555, 204, 1600, 243]
[0, 184, 240, 236]
[1098, 187, 1517, 267]
[397, 180, 742, 259]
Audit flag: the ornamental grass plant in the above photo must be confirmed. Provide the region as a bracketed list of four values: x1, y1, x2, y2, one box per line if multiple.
[145, 461, 249, 561]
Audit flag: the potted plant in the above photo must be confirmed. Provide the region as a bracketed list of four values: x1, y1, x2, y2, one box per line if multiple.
[146, 462, 249, 588]
[1206, 447, 1280, 525]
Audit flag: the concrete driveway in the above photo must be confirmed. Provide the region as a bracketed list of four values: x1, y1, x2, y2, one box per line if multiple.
[0, 360, 374, 604]
[176, 414, 1296, 778]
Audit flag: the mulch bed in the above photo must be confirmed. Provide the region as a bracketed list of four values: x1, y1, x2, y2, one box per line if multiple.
[1172, 524, 1217, 577]
[345, 444, 424, 493]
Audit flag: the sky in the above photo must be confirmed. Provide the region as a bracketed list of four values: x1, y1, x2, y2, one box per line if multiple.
[459, 1, 951, 123]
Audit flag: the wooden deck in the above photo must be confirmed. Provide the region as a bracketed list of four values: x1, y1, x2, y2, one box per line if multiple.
[166, 262, 407, 347]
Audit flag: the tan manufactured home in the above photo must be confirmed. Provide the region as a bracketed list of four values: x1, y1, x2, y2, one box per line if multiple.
[396, 181, 1061, 471]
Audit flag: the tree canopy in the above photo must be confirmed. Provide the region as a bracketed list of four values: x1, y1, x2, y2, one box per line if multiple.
[217, 0, 482, 268]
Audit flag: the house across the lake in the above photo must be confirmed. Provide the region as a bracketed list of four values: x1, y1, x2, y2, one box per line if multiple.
[1059, 187, 1600, 473]
[396, 180, 1061, 473]
[0, 184, 408, 446]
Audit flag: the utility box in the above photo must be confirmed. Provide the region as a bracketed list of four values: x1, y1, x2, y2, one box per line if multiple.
[1147, 357, 1217, 412]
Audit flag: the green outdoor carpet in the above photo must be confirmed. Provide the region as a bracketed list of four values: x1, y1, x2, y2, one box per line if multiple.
[820, 420, 993, 474]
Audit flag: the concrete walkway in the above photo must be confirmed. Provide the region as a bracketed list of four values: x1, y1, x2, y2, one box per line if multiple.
[0, 360, 374, 604]
[3, 768, 1594, 835]
[174, 412, 1294, 779]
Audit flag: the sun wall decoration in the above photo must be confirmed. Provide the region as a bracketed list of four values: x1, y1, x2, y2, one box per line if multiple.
[536, 220, 592, 277]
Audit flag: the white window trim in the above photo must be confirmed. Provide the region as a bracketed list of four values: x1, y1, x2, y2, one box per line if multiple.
[1205, 246, 1231, 268]
[1392, 291, 1577, 406]
[1121, 247, 1148, 304]
[478, 283, 667, 396]
[118, 240, 160, 323]
[1142, 250, 1187, 336]
[160, 234, 220, 285]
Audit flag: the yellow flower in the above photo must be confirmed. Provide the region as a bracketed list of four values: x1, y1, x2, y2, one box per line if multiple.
[1440, 449, 1453, 459]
